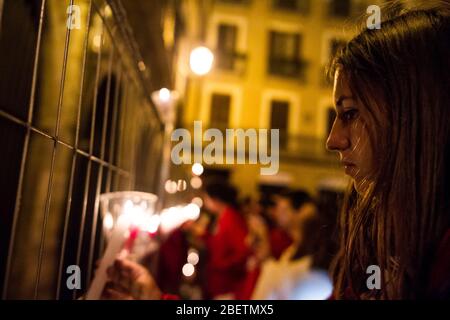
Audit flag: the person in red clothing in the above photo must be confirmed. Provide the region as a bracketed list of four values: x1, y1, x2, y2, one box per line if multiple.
[100, 180, 250, 300]
[200, 180, 250, 299]
[270, 190, 314, 256]
[326, 3, 450, 299]
[237, 190, 320, 300]
[269, 228, 293, 260]
[155, 227, 188, 295]
[262, 195, 294, 260]
[245, 195, 293, 261]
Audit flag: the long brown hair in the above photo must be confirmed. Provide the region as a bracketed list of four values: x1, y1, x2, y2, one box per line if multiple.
[329, 4, 450, 299]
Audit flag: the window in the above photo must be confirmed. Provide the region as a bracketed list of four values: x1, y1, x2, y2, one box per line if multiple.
[216, 24, 238, 70]
[209, 93, 231, 131]
[328, 0, 351, 18]
[273, 0, 310, 14]
[268, 31, 306, 80]
[270, 100, 289, 149]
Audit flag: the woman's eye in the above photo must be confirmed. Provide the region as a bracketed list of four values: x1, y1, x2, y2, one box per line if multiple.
[340, 109, 358, 122]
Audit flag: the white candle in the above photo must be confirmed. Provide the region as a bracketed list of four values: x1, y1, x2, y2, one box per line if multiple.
[86, 214, 131, 300]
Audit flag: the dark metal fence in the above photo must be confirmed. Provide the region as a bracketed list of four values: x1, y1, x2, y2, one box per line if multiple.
[0, 0, 164, 299]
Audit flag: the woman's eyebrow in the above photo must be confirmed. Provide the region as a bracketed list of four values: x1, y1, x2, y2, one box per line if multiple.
[335, 95, 354, 107]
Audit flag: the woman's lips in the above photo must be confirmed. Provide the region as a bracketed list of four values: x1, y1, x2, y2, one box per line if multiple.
[344, 165, 356, 176]
[341, 161, 356, 176]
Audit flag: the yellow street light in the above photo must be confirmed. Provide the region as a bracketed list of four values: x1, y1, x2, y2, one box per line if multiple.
[189, 46, 214, 75]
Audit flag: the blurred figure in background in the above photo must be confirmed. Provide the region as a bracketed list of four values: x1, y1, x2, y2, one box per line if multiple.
[250, 190, 333, 300]
[199, 179, 251, 299]
[236, 195, 271, 300]
[100, 188, 337, 300]
[313, 187, 342, 270]
[102, 179, 250, 300]
[254, 192, 293, 261]
[265, 194, 293, 261]
[274, 190, 318, 249]
[155, 227, 188, 295]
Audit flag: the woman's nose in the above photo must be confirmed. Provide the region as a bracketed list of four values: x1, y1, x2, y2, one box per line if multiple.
[326, 120, 349, 152]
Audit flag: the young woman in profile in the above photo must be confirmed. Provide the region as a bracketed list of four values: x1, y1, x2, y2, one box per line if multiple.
[326, 3, 450, 299]
[100, 3, 450, 300]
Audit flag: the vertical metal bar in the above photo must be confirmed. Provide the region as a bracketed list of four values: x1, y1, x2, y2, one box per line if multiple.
[34, 0, 74, 299]
[128, 89, 138, 191]
[143, 125, 158, 193]
[86, 43, 115, 284]
[113, 77, 129, 191]
[73, 11, 103, 300]
[153, 126, 163, 189]
[2, 0, 47, 300]
[158, 120, 175, 210]
[56, 0, 93, 299]
[98, 61, 122, 255]
[151, 129, 162, 199]
[128, 97, 139, 190]
[121, 88, 136, 190]
[105, 64, 122, 193]
[0, 0, 4, 34]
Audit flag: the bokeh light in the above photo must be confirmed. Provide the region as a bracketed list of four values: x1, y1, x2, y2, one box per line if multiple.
[190, 176, 202, 189]
[192, 163, 204, 176]
[182, 263, 195, 277]
[190, 46, 214, 75]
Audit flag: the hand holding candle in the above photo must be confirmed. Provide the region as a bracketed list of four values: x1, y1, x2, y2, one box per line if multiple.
[102, 258, 162, 300]
[86, 214, 131, 300]
[86, 192, 158, 300]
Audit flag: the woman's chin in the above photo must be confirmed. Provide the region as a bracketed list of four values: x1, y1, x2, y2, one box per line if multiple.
[353, 178, 372, 195]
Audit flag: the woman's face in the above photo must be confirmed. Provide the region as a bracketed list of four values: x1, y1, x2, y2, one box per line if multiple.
[326, 69, 374, 194]
[274, 197, 295, 229]
[203, 193, 220, 214]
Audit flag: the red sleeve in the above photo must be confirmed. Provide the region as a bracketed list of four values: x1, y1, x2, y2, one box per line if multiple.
[235, 267, 261, 300]
[207, 209, 250, 272]
[161, 293, 180, 300]
[269, 228, 293, 260]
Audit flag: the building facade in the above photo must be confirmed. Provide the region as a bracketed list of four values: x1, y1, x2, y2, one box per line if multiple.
[182, 0, 384, 196]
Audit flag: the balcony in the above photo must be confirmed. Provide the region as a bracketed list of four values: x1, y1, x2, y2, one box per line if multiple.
[268, 58, 309, 83]
[272, 0, 311, 15]
[215, 50, 248, 76]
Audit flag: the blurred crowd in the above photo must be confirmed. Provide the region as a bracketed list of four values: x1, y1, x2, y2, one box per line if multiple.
[150, 179, 343, 300]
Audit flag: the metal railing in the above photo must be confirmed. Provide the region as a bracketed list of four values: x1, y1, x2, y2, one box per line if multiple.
[215, 50, 248, 76]
[268, 58, 309, 82]
[0, 0, 164, 299]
